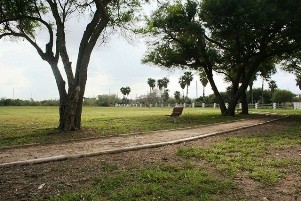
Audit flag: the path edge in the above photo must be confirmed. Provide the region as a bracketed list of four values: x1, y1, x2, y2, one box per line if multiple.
[0, 115, 289, 168]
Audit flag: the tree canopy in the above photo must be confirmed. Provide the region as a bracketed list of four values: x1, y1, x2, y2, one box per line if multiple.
[141, 0, 301, 116]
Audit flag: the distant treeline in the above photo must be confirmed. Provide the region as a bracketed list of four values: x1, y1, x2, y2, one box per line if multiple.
[0, 98, 59, 106]
[1, 88, 298, 107]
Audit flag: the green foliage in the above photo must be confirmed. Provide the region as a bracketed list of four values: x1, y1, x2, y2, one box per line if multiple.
[141, 0, 301, 115]
[174, 91, 181, 103]
[162, 89, 169, 103]
[97, 94, 119, 107]
[0, 98, 59, 106]
[272, 90, 296, 103]
[250, 168, 284, 185]
[0, 0, 44, 37]
[83, 98, 98, 106]
[249, 88, 272, 104]
[147, 78, 156, 92]
[296, 74, 301, 90]
[268, 80, 278, 93]
[205, 92, 230, 104]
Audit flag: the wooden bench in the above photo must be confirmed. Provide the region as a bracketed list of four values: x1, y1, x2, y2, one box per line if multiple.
[166, 106, 184, 123]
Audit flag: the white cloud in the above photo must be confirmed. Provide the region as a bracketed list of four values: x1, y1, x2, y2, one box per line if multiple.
[1, 16, 300, 102]
[0, 66, 32, 99]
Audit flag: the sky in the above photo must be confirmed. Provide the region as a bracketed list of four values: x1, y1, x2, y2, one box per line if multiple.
[0, 6, 300, 101]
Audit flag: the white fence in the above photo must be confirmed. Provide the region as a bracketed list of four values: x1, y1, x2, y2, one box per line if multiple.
[114, 102, 301, 110]
[294, 102, 301, 110]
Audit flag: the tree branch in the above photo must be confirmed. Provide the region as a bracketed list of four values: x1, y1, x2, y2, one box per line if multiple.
[47, 0, 75, 86]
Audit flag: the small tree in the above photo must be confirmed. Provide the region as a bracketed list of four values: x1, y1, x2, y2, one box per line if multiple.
[268, 80, 278, 93]
[162, 89, 169, 103]
[174, 91, 181, 103]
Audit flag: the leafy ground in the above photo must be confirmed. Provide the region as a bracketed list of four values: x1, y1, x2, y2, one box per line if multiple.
[0, 106, 244, 147]
[0, 109, 300, 200]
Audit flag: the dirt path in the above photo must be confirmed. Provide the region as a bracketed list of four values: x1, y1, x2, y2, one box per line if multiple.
[0, 114, 286, 166]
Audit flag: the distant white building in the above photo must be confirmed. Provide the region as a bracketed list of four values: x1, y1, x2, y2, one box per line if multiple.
[293, 102, 301, 109]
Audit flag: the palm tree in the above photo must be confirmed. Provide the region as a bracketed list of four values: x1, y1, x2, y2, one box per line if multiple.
[162, 77, 169, 90]
[125, 86, 131, 98]
[183, 72, 193, 99]
[157, 79, 164, 92]
[120, 86, 131, 103]
[120, 87, 126, 98]
[296, 75, 301, 90]
[199, 71, 208, 101]
[179, 76, 186, 101]
[268, 80, 277, 93]
[174, 91, 181, 103]
[147, 78, 156, 93]
[120, 87, 127, 103]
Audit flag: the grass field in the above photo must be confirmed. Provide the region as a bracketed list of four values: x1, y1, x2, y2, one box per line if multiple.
[0, 106, 242, 147]
[1, 106, 300, 148]
[1, 106, 301, 200]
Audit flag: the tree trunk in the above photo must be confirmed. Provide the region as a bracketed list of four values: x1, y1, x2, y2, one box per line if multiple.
[186, 86, 189, 99]
[202, 66, 227, 114]
[261, 76, 264, 104]
[224, 66, 258, 116]
[241, 90, 249, 115]
[248, 82, 253, 104]
[224, 86, 238, 116]
[50, 59, 85, 131]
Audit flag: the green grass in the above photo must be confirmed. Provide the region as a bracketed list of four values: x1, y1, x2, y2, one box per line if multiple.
[0, 106, 242, 147]
[49, 163, 235, 201]
[251, 108, 301, 115]
[48, 116, 301, 200]
[177, 116, 301, 185]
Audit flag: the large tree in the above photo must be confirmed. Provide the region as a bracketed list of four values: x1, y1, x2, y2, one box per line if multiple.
[141, 0, 301, 116]
[0, 0, 141, 130]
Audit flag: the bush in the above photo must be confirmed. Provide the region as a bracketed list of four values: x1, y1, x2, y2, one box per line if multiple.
[272, 90, 295, 103]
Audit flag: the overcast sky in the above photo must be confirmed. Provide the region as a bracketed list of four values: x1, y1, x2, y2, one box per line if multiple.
[0, 7, 300, 101]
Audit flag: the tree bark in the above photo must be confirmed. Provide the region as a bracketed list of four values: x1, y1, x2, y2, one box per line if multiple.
[241, 90, 249, 115]
[224, 66, 258, 116]
[203, 66, 227, 114]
